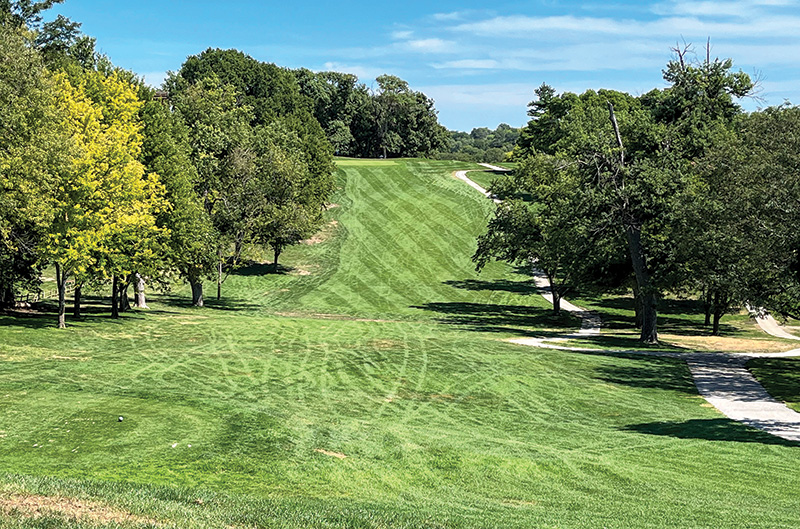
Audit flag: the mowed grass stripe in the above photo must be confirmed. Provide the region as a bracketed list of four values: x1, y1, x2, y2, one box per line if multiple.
[298, 159, 545, 317]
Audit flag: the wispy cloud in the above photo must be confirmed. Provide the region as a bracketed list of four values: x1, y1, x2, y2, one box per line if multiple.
[653, 0, 796, 17]
[451, 13, 800, 39]
[391, 30, 414, 40]
[321, 62, 387, 82]
[402, 38, 456, 53]
[432, 11, 466, 21]
[142, 71, 167, 87]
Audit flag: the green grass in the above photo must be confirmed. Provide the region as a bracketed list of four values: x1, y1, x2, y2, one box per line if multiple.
[748, 357, 800, 412]
[1, 158, 799, 528]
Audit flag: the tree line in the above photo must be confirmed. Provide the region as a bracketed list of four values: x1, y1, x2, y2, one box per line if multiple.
[475, 47, 800, 343]
[0, 1, 448, 328]
[434, 124, 520, 164]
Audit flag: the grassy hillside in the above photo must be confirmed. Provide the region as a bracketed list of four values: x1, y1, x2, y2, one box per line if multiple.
[0, 159, 798, 528]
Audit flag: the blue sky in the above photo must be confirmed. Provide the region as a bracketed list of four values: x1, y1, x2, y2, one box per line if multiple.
[49, 0, 800, 131]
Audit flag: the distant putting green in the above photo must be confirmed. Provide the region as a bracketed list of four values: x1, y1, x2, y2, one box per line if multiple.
[0, 158, 798, 528]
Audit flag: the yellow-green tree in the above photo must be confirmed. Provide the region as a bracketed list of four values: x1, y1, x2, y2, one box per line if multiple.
[43, 69, 164, 328]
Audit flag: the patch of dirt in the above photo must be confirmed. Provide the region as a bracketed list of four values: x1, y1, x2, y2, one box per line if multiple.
[0, 494, 158, 525]
[314, 448, 347, 459]
[660, 334, 792, 354]
[302, 220, 339, 245]
[291, 269, 312, 276]
[325, 203, 340, 209]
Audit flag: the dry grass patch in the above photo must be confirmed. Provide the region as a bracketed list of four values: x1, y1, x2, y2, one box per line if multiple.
[660, 334, 793, 354]
[302, 220, 339, 245]
[314, 449, 347, 459]
[0, 494, 158, 525]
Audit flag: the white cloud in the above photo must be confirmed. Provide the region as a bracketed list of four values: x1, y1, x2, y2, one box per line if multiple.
[451, 13, 800, 39]
[433, 59, 500, 69]
[402, 38, 456, 53]
[321, 62, 386, 82]
[142, 71, 167, 88]
[391, 30, 414, 40]
[653, 0, 796, 17]
[418, 83, 536, 107]
[432, 11, 465, 21]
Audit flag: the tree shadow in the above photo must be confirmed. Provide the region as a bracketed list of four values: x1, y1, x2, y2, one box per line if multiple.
[623, 418, 799, 446]
[232, 262, 295, 276]
[155, 293, 263, 312]
[594, 355, 697, 394]
[412, 301, 578, 336]
[578, 295, 741, 336]
[443, 279, 547, 296]
[746, 358, 800, 406]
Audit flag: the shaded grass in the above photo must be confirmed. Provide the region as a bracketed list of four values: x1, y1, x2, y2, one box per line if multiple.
[748, 357, 800, 412]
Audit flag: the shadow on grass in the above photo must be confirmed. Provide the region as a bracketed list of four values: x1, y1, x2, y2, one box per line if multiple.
[0, 297, 164, 329]
[412, 301, 578, 336]
[624, 418, 799, 446]
[595, 355, 697, 394]
[155, 293, 262, 312]
[232, 262, 295, 276]
[747, 358, 800, 407]
[578, 295, 742, 336]
[443, 279, 547, 296]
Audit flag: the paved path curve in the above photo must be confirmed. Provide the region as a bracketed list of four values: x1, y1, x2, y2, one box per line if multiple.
[457, 166, 800, 443]
[754, 312, 800, 340]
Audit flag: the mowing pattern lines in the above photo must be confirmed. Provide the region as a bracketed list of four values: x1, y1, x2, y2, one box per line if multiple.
[297, 160, 548, 319]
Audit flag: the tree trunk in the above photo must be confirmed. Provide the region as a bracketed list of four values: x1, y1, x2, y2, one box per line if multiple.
[273, 246, 282, 272]
[631, 277, 643, 330]
[704, 289, 712, 326]
[712, 311, 722, 336]
[711, 291, 724, 336]
[0, 283, 14, 309]
[552, 289, 561, 315]
[626, 226, 658, 343]
[217, 259, 222, 300]
[134, 273, 149, 309]
[119, 277, 131, 313]
[111, 275, 119, 319]
[72, 284, 82, 319]
[56, 263, 67, 329]
[190, 278, 204, 307]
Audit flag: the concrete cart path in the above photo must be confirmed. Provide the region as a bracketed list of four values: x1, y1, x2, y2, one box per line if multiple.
[755, 312, 800, 340]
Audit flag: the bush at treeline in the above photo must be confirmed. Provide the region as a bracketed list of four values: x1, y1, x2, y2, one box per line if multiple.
[434, 124, 520, 164]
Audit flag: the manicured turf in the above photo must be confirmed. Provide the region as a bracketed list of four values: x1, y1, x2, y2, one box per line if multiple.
[1, 159, 799, 528]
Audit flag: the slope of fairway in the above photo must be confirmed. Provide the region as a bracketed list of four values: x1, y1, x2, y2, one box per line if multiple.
[218, 158, 553, 324]
[0, 159, 799, 528]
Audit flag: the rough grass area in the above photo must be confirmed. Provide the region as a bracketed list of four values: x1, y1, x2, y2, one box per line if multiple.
[1, 159, 799, 528]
